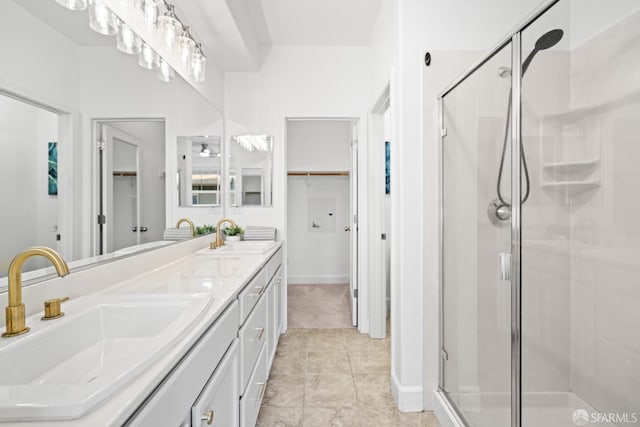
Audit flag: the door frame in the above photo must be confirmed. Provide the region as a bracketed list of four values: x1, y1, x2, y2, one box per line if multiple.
[368, 83, 391, 339]
[281, 114, 368, 333]
[89, 117, 166, 257]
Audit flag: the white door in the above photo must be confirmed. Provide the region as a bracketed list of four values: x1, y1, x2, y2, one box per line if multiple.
[97, 123, 141, 254]
[349, 122, 359, 327]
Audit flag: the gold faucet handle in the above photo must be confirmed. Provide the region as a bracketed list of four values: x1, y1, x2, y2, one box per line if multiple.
[42, 297, 69, 321]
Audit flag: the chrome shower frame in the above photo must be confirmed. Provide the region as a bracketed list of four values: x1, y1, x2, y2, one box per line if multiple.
[437, 0, 561, 426]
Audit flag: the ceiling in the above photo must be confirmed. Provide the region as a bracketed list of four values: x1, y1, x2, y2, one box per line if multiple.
[256, 0, 383, 46]
[14, 0, 384, 71]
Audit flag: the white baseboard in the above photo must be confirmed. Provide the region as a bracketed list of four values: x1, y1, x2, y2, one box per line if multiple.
[391, 371, 424, 412]
[287, 275, 349, 285]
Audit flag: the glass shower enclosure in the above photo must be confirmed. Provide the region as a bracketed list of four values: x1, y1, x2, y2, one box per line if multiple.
[438, 1, 640, 426]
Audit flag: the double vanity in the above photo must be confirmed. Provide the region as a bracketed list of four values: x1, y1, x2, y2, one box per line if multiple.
[0, 238, 283, 426]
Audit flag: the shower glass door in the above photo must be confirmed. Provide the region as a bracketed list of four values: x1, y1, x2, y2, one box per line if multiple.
[441, 42, 514, 426]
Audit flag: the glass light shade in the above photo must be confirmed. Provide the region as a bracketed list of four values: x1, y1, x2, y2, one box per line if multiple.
[179, 34, 196, 70]
[138, 43, 160, 69]
[116, 23, 142, 54]
[157, 14, 182, 49]
[88, 0, 118, 36]
[55, 0, 87, 10]
[143, 0, 162, 29]
[192, 49, 206, 82]
[157, 58, 175, 82]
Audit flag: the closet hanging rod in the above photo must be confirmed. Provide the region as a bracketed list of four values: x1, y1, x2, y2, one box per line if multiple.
[287, 171, 349, 176]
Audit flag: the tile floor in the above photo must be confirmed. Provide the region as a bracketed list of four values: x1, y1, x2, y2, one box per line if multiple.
[287, 284, 352, 329]
[256, 327, 440, 426]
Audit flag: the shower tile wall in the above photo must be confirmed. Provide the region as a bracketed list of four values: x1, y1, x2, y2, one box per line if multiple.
[567, 7, 640, 418]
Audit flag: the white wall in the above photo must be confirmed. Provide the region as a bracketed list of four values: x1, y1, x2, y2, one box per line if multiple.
[286, 120, 351, 285]
[287, 121, 351, 172]
[0, 96, 58, 276]
[377, 0, 543, 411]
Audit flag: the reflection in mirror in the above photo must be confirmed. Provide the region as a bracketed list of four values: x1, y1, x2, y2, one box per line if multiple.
[228, 135, 274, 206]
[177, 136, 222, 207]
[0, 0, 224, 290]
[0, 92, 59, 277]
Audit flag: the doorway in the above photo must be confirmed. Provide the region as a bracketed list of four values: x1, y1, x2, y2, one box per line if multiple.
[285, 119, 359, 328]
[93, 119, 166, 256]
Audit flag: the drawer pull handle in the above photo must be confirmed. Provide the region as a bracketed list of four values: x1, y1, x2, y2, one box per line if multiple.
[201, 409, 214, 425]
[276, 276, 282, 284]
[257, 382, 267, 401]
[258, 286, 266, 296]
[256, 327, 265, 340]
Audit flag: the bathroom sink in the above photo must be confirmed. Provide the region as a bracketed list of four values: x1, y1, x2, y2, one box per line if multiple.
[0, 293, 211, 421]
[196, 241, 277, 256]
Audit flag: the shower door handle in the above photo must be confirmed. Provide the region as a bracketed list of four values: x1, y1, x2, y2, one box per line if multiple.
[500, 252, 511, 282]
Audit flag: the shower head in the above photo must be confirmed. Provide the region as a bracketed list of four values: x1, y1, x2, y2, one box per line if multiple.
[522, 29, 564, 74]
[498, 66, 511, 78]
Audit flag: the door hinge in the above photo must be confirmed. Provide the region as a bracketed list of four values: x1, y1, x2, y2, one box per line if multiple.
[96, 139, 106, 151]
[97, 214, 106, 225]
[354, 289, 358, 298]
[441, 128, 448, 138]
[441, 348, 449, 361]
[351, 139, 358, 147]
[381, 233, 387, 240]
[353, 214, 358, 224]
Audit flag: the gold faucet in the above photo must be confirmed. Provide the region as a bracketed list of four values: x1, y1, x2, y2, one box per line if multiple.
[212, 217, 237, 249]
[3, 247, 70, 338]
[176, 218, 195, 237]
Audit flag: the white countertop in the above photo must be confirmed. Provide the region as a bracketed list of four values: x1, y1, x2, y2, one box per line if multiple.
[1, 242, 282, 426]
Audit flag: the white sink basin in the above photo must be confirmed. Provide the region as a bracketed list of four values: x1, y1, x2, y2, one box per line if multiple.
[196, 241, 277, 256]
[0, 293, 211, 421]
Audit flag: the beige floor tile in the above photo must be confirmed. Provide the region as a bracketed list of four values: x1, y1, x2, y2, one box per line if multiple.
[348, 350, 390, 374]
[307, 330, 347, 350]
[302, 407, 362, 427]
[288, 284, 352, 329]
[263, 377, 305, 407]
[277, 333, 309, 353]
[393, 409, 441, 427]
[353, 374, 395, 407]
[345, 332, 390, 353]
[270, 351, 306, 377]
[306, 350, 351, 375]
[256, 407, 304, 427]
[304, 375, 357, 407]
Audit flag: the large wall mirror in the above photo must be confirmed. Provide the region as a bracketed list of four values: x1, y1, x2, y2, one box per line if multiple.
[0, 0, 223, 289]
[177, 136, 222, 207]
[228, 134, 274, 206]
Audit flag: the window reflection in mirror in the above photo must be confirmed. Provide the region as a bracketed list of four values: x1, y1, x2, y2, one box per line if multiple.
[177, 136, 222, 207]
[228, 135, 273, 207]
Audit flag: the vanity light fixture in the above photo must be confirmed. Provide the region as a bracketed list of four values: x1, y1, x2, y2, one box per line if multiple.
[88, 0, 118, 35]
[157, 57, 175, 82]
[55, 0, 87, 11]
[54, 0, 208, 83]
[116, 22, 143, 54]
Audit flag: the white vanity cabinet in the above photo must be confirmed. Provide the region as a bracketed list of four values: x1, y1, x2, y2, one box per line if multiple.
[191, 340, 240, 427]
[239, 247, 282, 427]
[127, 301, 240, 427]
[126, 246, 283, 427]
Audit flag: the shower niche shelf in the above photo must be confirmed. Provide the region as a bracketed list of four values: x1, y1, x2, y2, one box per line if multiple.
[541, 180, 600, 197]
[542, 159, 599, 174]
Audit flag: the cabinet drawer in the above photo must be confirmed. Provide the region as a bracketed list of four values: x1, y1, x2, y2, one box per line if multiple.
[239, 292, 267, 393]
[264, 248, 282, 282]
[191, 339, 239, 427]
[127, 302, 239, 427]
[238, 269, 267, 324]
[240, 345, 268, 427]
